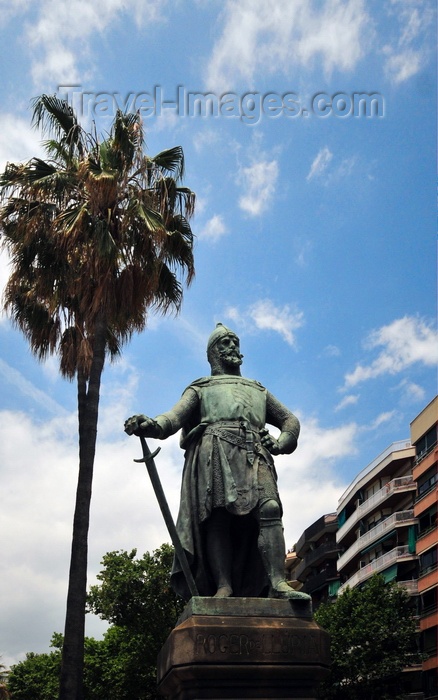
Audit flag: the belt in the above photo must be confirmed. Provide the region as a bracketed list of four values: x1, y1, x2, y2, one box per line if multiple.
[204, 420, 260, 466]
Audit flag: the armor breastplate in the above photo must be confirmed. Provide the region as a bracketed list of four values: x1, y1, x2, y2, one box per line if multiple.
[197, 376, 267, 427]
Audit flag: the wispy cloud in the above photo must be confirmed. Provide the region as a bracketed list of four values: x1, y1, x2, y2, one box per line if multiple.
[205, 0, 370, 91]
[5, 0, 167, 87]
[335, 394, 359, 411]
[226, 300, 304, 347]
[383, 0, 435, 84]
[0, 113, 43, 172]
[323, 345, 341, 358]
[398, 379, 426, 403]
[0, 358, 68, 416]
[237, 159, 279, 217]
[366, 410, 397, 430]
[198, 214, 228, 242]
[344, 316, 438, 388]
[307, 146, 333, 181]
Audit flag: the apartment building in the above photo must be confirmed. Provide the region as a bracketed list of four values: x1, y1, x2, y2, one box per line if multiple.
[293, 513, 340, 608]
[411, 396, 438, 700]
[336, 440, 418, 595]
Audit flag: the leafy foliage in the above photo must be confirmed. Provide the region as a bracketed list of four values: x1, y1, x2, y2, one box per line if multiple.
[6, 634, 62, 700]
[86, 543, 185, 699]
[6, 545, 184, 700]
[314, 575, 422, 700]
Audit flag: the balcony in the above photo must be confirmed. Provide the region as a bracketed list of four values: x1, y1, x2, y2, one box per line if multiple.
[338, 440, 413, 508]
[295, 513, 337, 557]
[302, 567, 339, 595]
[337, 510, 417, 570]
[397, 579, 419, 595]
[295, 541, 341, 580]
[338, 545, 417, 595]
[337, 476, 416, 542]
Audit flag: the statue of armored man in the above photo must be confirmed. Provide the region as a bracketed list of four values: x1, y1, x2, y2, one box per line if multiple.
[125, 323, 310, 602]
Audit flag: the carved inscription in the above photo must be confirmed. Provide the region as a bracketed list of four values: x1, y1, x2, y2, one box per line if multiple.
[195, 632, 319, 658]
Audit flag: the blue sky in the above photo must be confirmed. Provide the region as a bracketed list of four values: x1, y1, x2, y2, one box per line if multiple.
[0, 0, 436, 667]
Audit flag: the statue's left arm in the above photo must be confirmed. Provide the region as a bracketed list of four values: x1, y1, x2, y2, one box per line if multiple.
[264, 392, 300, 455]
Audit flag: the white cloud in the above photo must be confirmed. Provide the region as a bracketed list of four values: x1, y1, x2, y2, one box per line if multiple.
[0, 359, 68, 416]
[277, 415, 356, 544]
[226, 300, 304, 347]
[198, 214, 228, 242]
[335, 394, 359, 411]
[238, 159, 278, 216]
[398, 379, 426, 403]
[306, 146, 333, 181]
[344, 316, 438, 388]
[0, 0, 28, 27]
[324, 345, 341, 357]
[193, 129, 220, 153]
[367, 410, 397, 430]
[384, 50, 422, 84]
[4, 0, 167, 87]
[0, 113, 43, 172]
[383, 0, 435, 84]
[205, 0, 369, 91]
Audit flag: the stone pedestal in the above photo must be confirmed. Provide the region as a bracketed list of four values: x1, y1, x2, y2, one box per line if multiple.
[157, 597, 330, 700]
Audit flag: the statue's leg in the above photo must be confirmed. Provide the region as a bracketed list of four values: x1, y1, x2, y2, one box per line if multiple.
[206, 508, 233, 597]
[258, 499, 311, 600]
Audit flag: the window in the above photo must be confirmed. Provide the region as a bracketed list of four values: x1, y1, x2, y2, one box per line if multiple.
[419, 546, 437, 576]
[416, 425, 437, 460]
[421, 588, 437, 615]
[417, 465, 437, 498]
[418, 505, 437, 536]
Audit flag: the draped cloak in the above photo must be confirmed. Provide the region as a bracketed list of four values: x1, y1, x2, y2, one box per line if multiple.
[153, 374, 300, 600]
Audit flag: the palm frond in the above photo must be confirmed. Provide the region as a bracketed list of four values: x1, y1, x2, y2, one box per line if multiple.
[152, 146, 185, 180]
[129, 198, 164, 232]
[31, 94, 85, 156]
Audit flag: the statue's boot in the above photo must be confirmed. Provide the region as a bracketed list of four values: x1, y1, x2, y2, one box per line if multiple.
[258, 516, 311, 601]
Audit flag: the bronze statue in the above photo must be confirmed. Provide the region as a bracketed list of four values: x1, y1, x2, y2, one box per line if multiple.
[125, 323, 310, 601]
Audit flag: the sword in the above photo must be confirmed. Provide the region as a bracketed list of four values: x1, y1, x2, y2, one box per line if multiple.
[134, 435, 199, 598]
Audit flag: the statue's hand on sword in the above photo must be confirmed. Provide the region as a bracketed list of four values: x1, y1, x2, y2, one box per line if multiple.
[124, 414, 161, 438]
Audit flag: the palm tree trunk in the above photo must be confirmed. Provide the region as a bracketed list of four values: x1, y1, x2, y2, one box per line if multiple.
[59, 318, 107, 700]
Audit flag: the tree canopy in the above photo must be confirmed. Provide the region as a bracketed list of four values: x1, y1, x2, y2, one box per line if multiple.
[314, 575, 422, 700]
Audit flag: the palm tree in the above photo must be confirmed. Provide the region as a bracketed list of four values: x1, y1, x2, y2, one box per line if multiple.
[0, 659, 10, 699]
[0, 95, 195, 700]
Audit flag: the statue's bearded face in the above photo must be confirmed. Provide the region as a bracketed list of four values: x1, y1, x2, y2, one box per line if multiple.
[216, 333, 243, 368]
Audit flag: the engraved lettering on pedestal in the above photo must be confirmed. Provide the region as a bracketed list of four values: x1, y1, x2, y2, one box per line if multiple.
[194, 630, 320, 659]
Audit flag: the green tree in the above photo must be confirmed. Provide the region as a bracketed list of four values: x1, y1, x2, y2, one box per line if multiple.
[7, 634, 62, 700]
[86, 543, 184, 699]
[7, 545, 182, 700]
[314, 575, 422, 700]
[0, 95, 195, 700]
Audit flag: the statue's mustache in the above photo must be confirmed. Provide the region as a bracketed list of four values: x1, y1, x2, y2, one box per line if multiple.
[219, 349, 244, 361]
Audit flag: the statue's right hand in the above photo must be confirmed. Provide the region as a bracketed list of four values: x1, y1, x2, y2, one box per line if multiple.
[124, 414, 160, 438]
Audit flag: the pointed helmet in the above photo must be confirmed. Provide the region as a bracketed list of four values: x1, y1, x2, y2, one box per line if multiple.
[206, 322, 237, 354]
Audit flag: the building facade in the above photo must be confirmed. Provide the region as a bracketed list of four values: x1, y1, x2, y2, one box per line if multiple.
[293, 513, 340, 608]
[336, 440, 418, 595]
[411, 396, 438, 699]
